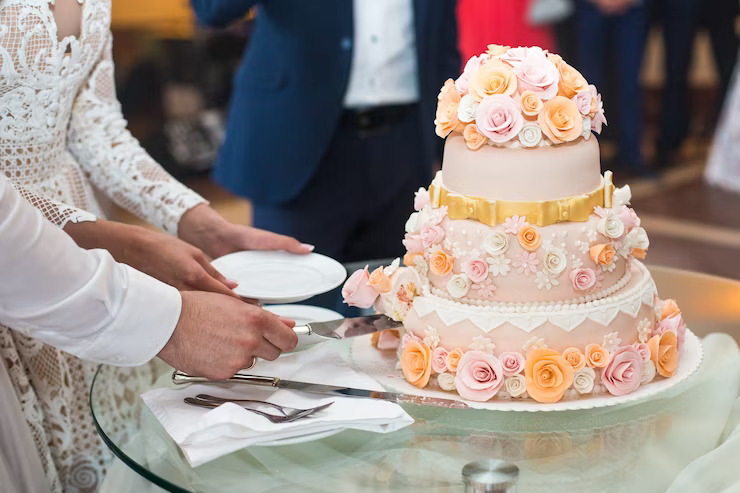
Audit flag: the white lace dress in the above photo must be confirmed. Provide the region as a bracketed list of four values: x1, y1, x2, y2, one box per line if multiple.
[705, 55, 740, 193]
[0, 1, 206, 491]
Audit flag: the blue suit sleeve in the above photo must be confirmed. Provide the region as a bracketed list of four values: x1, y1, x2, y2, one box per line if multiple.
[190, 0, 260, 27]
[439, 0, 462, 81]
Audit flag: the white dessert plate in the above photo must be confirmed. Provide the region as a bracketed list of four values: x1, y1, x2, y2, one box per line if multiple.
[211, 251, 347, 303]
[349, 329, 703, 412]
[264, 305, 343, 349]
[252, 427, 344, 447]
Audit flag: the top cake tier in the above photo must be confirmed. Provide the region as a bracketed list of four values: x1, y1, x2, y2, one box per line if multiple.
[442, 135, 601, 201]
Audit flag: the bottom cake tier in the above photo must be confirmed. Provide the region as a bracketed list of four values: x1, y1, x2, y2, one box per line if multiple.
[374, 261, 688, 403]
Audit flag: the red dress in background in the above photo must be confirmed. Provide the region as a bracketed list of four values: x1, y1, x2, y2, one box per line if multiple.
[457, 0, 554, 64]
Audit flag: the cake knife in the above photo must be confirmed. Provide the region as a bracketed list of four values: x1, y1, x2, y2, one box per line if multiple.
[172, 371, 470, 409]
[292, 314, 402, 341]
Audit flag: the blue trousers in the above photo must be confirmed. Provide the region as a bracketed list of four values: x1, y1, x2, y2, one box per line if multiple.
[577, 0, 650, 166]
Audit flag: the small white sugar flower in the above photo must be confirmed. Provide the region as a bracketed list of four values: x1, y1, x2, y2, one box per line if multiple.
[586, 229, 599, 242]
[413, 256, 428, 277]
[522, 336, 547, 353]
[602, 332, 622, 352]
[641, 360, 656, 385]
[505, 375, 527, 398]
[503, 215, 528, 235]
[535, 270, 560, 290]
[469, 335, 496, 354]
[423, 326, 440, 349]
[570, 256, 584, 269]
[486, 254, 512, 277]
[383, 258, 401, 276]
[637, 318, 653, 343]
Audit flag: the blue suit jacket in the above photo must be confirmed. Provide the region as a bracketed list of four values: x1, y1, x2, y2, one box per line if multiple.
[192, 0, 460, 205]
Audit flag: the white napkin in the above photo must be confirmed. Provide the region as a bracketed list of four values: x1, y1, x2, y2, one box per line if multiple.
[142, 343, 414, 467]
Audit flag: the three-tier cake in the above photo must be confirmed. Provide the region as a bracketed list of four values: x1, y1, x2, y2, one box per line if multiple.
[341, 45, 686, 404]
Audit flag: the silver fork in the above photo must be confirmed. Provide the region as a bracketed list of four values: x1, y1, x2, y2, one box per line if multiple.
[184, 395, 333, 423]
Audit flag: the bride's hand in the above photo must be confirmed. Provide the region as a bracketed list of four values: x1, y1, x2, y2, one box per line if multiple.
[64, 219, 241, 298]
[178, 204, 314, 259]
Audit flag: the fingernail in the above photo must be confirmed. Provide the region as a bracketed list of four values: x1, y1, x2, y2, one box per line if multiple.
[227, 279, 239, 287]
[301, 243, 315, 252]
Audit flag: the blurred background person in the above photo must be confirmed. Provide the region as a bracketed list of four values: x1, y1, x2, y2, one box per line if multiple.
[576, 0, 652, 177]
[653, 0, 739, 170]
[705, 52, 740, 192]
[191, 1, 460, 274]
[456, 0, 559, 61]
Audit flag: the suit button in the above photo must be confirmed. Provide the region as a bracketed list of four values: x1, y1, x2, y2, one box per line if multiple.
[340, 37, 352, 51]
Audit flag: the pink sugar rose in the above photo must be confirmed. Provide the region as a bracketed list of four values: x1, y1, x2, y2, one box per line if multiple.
[632, 342, 651, 363]
[514, 50, 559, 100]
[475, 95, 524, 143]
[601, 346, 644, 396]
[377, 330, 401, 351]
[463, 258, 489, 283]
[501, 46, 543, 66]
[572, 91, 592, 115]
[414, 187, 431, 211]
[432, 346, 449, 374]
[401, 332, 424, 350]
[588, 85, 607, 133]
[656, 314, 686, 349]
[455, 54, 489, 93]
[618, 205, 641, 231]
[454, 351, 505, 402]
[421, 225, 446, 249]
[498, 351, 525, 376]
[569, 268, 597, 291]
[342, 266, 380, 308]
[402, 233, 423, 254]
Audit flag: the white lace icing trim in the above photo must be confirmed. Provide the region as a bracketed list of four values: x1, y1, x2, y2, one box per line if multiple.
[413, 262, 656, 333]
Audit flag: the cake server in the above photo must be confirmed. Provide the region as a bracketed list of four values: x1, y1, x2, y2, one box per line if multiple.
[172, 371, 470, 409]
[292, 314, 402, 341]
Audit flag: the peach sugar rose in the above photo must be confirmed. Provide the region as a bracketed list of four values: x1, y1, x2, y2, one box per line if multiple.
[429, 249, 455, 276]
[435, 79, 462, 138]
[400, 339, 433, 388]
[648, 330, 679, 378]
[557, 61, 588, 98]
[661, 299, 681, 319]
[585, 343, 610, 368]
[524, 348, 574, 403]
[446, 348, 464, 372]
[562, 347, 586, 371]
[486, 44, 510, 56]
[368, 266, 392, 293]
[463, 123, 487, 150]
[468, 59, 518, 103]
[537, 96, 583, 144]
[517, 225, 542, 251]
[590, 243, 615, 265]
[520, 90, 544, 117]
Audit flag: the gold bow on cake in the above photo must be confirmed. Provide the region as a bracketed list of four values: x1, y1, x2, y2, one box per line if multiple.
[429, 171, 614, 227]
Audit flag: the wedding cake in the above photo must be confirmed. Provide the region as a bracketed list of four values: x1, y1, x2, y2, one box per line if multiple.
[341, 46, 686, 404]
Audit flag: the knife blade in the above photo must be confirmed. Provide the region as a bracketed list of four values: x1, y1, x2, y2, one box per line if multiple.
[292, 314, 402, 341]
[172, 370, 470, 409]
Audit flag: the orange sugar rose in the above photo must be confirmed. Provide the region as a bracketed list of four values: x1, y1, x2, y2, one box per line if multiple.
[486, 44, 510, 56]
[557, 61, 588, 98]
[403, 251, 423, 266]
[585, 343, 610, 368]
[537, 96, 583, 143]
[632, 248, 647, 259]
[400, 340, 433, 388]
[445, 348, 464, 372]
[463, 123, 487, 150]
[524, 348, 574, 403]
[468, 59, 518, 103]
[590, 243, 615, 265]
[517, 225, 541, 251]
[648, 331, 679, 378]
[661, 299, 681, 319]
[429, 249, 455, 276]
[520, 90, 544, 117]
[435, 79, 461, 138]
[368, 266, 392, 293]
[562, 347, 586, 371]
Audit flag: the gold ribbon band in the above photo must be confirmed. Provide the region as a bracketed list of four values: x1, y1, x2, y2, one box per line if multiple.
[429, 171, 614, 227]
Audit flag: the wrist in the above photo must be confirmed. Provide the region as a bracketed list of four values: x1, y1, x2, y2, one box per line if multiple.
[178, 204, 229, 250]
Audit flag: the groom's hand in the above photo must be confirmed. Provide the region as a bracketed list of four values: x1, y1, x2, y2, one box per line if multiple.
[157, 291, 298, 380]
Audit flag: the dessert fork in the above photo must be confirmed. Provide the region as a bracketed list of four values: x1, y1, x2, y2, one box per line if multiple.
[184, 394, 333, 423]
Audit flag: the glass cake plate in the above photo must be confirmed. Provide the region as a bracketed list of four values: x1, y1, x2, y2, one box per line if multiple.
[348, 329, 703, 412]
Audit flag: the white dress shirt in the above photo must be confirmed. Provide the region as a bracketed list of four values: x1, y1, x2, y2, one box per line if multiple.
[0, 175, 182, 367]
[343, 0, 420, 108]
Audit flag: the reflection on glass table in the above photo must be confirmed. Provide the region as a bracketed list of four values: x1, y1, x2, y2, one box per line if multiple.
[90, 265, 740, 493]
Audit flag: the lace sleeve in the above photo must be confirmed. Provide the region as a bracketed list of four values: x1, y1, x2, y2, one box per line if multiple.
[11, 182, 97, 227]
[66, 33, 207, 234]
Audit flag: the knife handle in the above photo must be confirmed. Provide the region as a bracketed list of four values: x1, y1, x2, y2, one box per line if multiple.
[293, 324, 312, 336]
[172, 370, 280, 387]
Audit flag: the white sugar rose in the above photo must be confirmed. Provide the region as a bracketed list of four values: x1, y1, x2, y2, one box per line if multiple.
[447, 274, 471, 298]
[519, 122, 542, 148]
[582, 115, 592, 140]
[612, 185, 632, 207]
[483, 231, 509, 256]
[457, 94, 478, 123]
[505, 374, 527, 398]
[405, 212, 420, 233]
[624, 227, 649, 251]
[641, 360, 656, 385]
[573, 367, 596, 394]
[544, 248, 567, 276]
[597, 212, 625, 239]
[437, 372, 457, 391]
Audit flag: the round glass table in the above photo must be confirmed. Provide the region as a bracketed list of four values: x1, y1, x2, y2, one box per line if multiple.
[90, 265, 740, 493]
